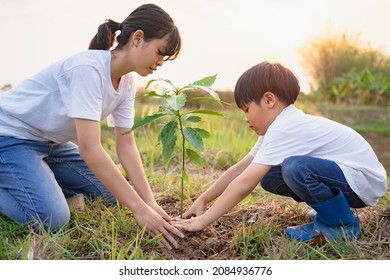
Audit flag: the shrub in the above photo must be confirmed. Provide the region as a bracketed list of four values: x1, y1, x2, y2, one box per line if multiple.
[300, 32, 390, 104]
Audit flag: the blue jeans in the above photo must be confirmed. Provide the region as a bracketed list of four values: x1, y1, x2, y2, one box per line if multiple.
[261, 156, 366, 208]
[0, 136, 116, 231]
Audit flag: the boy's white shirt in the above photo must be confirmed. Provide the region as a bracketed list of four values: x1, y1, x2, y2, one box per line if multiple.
[0, 50, 136, 143]
[249, 104, 387, 206]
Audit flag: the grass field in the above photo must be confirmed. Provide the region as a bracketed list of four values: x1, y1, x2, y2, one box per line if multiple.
[0, 94, 389, 260]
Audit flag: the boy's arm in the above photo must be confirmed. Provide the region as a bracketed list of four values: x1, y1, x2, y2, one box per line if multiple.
[172, 163, 271, 231]
[182, 153, 253, 218]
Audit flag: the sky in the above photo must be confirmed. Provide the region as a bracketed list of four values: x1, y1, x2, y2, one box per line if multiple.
[1, 0, 390, 92]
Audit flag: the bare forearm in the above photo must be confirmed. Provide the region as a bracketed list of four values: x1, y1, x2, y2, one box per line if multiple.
[198, 165, 242, 204]
[116, 130, 154, 204]
[202, 179, 257, 226]
[201, 163, 271, 227]
[81, 145, 145, 212]
[198, 154, 253, 204]
[171, 163, 271, 232]
[120, 148, 154, 201]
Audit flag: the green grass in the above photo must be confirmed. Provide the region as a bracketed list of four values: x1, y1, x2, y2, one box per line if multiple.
[312, 102, 390, 136]
[0, 199, 162, 260]
[353, 123, 390, 137]
[0, 96, 389, 260]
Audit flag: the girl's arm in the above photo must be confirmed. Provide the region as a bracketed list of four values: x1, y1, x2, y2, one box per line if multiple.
[172, 163, 271, 231]
[75, 119, 183, 249]
[114, 127, 170, 220]
[182, 153, 254, 218]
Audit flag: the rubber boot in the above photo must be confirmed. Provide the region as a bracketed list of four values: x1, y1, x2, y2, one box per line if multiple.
[285, 221, 316, 243]
[285, 190, 360, 244]
[312, 190, 360, 241]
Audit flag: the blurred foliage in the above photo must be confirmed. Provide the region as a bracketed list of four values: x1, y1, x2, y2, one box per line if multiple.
[0, 84, 12, 92]
[329, 68, 390, 105]
[300, 32, 390, 105]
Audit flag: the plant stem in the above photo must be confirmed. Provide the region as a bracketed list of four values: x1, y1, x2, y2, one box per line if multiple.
[177, 111, 185, 218]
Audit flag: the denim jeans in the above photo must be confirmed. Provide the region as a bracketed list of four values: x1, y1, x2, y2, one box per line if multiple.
[0, 136, 116, 231]
[261, 156, 366, 208]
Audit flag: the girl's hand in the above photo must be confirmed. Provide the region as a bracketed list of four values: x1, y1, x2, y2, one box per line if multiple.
[181, 198, 206, 219]
[132, 204, 184, 250]
[171, 215, 208, 232]
[147, 199, 171, 221]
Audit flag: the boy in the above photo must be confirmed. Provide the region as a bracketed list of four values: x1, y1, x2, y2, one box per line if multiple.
[172, 61, 388, 244]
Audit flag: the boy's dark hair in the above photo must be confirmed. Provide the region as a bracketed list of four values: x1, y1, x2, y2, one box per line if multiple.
[234, 61, 300, 109]
[88, 3, 181, 61]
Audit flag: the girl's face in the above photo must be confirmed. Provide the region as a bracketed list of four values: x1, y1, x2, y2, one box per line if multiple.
[132, 34, 169, 77]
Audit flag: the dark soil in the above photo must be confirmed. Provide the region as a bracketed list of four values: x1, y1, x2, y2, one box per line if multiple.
[157, 198, 290, 260]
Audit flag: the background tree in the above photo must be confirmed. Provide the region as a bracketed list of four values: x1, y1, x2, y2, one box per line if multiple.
[299, 32, 390, 105]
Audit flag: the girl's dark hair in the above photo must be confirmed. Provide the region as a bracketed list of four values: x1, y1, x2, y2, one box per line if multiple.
[88, 3, 181, 61]
[234, 61, 300, 109]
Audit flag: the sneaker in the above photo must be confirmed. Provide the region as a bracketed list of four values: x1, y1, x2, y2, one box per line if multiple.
[306, 209, 317, 220]
[66, 193, 85, 212]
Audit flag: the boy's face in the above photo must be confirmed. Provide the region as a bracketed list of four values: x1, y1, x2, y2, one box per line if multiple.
[241, 94, 278, 136]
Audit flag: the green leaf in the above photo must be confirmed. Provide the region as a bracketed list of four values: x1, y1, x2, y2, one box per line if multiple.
[182, 85, 221, 102]
[166, 93, 187, 111]
[182, 170, 190, 182]
[183, 110, 224, 117]
[184, 115, 202, 123]
[155, 86, 172, 96]
[145, 78, 176, 90]
[135, 92, 160, 98]
[191, 74, 217, 87]
[160, 120, 178, 161]
[183, 127, 203, 151]
[195, 86, 222, 102]
[180, 74, 221, 102]
[158, 105, 176, 115]
[188, 96, 230, 106]
[194, 128, 211, 138]
[130, 113, 167, 131]
[186, 148, 204, 167]
[146, 91, 164, 97]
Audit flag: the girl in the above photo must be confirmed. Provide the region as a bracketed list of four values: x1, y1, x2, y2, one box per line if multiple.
[0, 3, 183, 250]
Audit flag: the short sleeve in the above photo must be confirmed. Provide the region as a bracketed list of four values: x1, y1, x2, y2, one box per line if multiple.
[249, 137, 263, 157]
[107, 75, 136, 128]
[57, 65, 103, 121]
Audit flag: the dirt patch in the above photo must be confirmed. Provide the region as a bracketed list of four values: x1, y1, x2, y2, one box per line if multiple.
[152, 196, 390, 260]
[157, 198, 280, 260]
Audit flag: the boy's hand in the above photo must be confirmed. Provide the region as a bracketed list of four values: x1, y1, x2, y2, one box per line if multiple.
[171, 215, 208, 232]
[181, 198, 206, 218]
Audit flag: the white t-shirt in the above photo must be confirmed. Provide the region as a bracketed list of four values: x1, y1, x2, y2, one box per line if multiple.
[0, 50, 136, 143]
[249, 105, 387, 206]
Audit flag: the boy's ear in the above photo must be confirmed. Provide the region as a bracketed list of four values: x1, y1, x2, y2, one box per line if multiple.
[263, 91, 276, 107]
